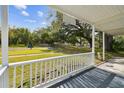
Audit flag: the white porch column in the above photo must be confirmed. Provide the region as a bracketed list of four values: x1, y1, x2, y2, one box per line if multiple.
[102, 32, 105, 61]
[92, 25, 95, 53]
[1, 5, 9, 88]
[92, 25, 95, 65]
[1, 5, 8, 66]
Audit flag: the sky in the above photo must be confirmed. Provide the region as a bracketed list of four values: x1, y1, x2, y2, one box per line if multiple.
[0, 5, 57, 32]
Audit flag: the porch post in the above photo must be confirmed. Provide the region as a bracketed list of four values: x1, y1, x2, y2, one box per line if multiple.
[1, 5, 9, 87]
[102, 32, 105, 61]
[92, 25, 95, 53]
[92, 25, 95, 65]
[1, 5, 8, 66]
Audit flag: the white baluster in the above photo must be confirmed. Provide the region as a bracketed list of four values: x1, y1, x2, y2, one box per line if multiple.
[59, 59, 62, 76]
[74, 56, 76, 70]
[13, 66, 16, 88]
[21, 65, 24, 88]
[63, 58, 65, 75]
[61, 58, 64, 75]
[82, 55, 84, 67]
[0, 76, 1, 87]
[66, 57, 67, 74]
[55, 59, 57, 78]
[35, 63, 38, 85]
[78, 56, 80, 69]
[40, 63, 42, 84]
[52, 60, 54, 79]
[70, 58, 73, 72]
[45, 62, 47, 82]
[81, 55, 83, 68]
[80, 55, 82, 67]
[54, 59, 56, 78]
[56, 59, 58, 77]
[71, 57, 73, 71]
[78, 56, 79, 69]
[68, 58, 70, 73]
[70, 58, 71, 72]
[77, 56, 79, 69]
[73, 57, 75, 70]
[30, 64, 32, 88]
[49, 61, 51, 80]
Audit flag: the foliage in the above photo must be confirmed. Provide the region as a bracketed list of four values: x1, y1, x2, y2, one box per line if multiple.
[9, 27, 31, 46]
[58, 19, 92, 47]
[112, 35, 124, 51]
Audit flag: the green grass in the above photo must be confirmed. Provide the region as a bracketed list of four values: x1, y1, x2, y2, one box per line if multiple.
[104, 51, 124, 61]
[0, 45, 91, 57]
[8, 53, 64, 63]
[0, 45, 91, 64]
[0, 47, 54, 57]
[54, 44, 91, 54]
[95, 49, 124, 61]
[0, 47, 63, 64]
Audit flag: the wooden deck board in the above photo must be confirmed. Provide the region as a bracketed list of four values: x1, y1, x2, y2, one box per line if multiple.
[77, 75, 95, 88]
[66, 82, 74, 88]
[83, 74, 102, 87]
[108, 76, 124, 88]
[50, 68, 124, 88]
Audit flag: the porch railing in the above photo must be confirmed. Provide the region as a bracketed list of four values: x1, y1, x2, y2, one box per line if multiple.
[0, 52, 94, 88]
[0, 66, 8, 88]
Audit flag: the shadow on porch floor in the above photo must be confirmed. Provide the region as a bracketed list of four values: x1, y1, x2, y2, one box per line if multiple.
[50, 67, 124, 88]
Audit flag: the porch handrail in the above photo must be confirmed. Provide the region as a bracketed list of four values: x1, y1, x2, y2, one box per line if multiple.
[9, 52, 93, 67]
[0, 66, 8, 76]
[0, 66, 8, 88]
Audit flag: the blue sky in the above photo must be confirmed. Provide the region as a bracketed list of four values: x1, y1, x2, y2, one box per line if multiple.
[1, 5, 57, 32]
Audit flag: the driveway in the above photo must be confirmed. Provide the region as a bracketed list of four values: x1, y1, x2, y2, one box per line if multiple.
[98, 57, 124, 77]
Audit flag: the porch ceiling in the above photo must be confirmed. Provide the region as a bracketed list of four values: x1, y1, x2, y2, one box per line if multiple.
[52, 5, 124, 35]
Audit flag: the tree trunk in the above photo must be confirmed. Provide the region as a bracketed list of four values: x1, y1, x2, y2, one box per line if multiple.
[89, 40, 92, 48]
[79, 37, 82, 46]
[105, 34, 113, 51]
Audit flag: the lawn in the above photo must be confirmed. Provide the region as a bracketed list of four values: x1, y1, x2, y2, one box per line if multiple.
[0, 45, 91, 87]
[0, 47, 54, 57]
[0, 45, 91, 64]
[0, 48, 63, 64]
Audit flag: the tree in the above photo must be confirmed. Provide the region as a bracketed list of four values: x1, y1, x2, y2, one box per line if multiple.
[112, 35, 124, 51]
[9, 27, 31, 46]
[58, 19, 92, 47]
[51, 11, 63, 32]
[105, 34, 113, 51]
[95, 31, 103, 48]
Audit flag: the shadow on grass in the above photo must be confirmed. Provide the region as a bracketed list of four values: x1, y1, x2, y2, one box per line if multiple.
[50, 44, 91, 54]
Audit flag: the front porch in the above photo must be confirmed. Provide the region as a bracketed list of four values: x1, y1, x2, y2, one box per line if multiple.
[0, 5, 124, 88]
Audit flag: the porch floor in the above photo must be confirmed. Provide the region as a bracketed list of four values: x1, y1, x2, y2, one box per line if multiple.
[50, 68, 124, 88]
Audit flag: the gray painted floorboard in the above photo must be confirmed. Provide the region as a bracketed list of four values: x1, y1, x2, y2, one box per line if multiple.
[50, 68, 124, 88]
